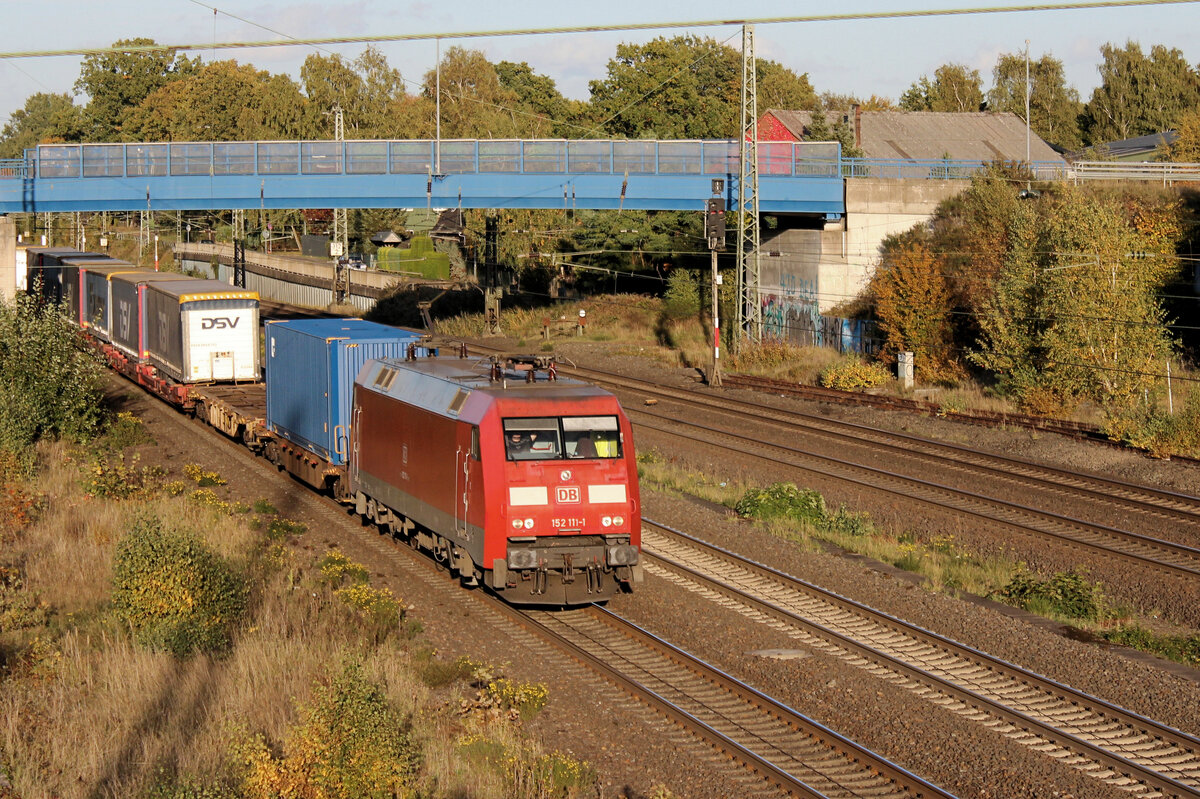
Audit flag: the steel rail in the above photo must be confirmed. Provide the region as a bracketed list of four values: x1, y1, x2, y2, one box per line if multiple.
[570, 365, 1200, 520]
[640, 518, 1200, 798]
[505, 600, 957, 799]
[491, 600, 825, 798]
[719, 375, 1200, 516]
[629, 407, 1200, 581]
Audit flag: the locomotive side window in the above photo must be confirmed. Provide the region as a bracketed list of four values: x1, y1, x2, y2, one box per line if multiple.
[563, 415, 621, 459]
[470, 426, 480, 460]
[503, 417, 562, 460]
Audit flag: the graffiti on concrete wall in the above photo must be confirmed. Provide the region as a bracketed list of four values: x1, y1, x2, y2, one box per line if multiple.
[760, 284, 880, 355]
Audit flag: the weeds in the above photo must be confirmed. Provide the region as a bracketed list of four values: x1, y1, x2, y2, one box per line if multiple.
[1100, 625, 1200, 666]
[101, 411, 154, 450]
[995, 569, 1109, 622]
[819, 358, 892, 391]
[184, 463, 227, 487]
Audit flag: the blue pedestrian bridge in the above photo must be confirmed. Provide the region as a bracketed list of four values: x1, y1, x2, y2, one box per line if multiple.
[0, 138, 1066, 217]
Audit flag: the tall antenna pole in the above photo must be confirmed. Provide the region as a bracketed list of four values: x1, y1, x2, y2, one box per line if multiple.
[736, 24, 762, 348]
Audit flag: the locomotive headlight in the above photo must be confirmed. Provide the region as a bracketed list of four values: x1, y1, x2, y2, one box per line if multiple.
[601, 516, 612, 527]
[612, 515, 624, 526]
[511, 519, 524, 529]
[606, 544, 638, 566]
[508, 548, 539, 570]
[524, 518, 535, 529]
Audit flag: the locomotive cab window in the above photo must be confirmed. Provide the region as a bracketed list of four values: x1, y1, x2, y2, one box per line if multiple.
[503, 417, 561, 461]
[563, 415, 621, 459]
[503, 415, 620, 461]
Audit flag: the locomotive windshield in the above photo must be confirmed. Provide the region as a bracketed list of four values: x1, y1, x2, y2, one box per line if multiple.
[503, 415, 621, 461]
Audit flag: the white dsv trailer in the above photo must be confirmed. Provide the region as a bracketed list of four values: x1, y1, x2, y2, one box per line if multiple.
[144, 279, 259, 383]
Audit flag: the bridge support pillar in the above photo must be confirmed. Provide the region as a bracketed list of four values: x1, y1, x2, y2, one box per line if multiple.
[0, 217, 15, 302]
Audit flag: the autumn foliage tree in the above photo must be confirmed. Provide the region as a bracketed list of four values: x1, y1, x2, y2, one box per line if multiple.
[971, 186, 1182, 420]
[871, 235, 960, 383]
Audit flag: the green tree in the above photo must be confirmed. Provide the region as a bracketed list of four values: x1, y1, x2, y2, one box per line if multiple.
[662, 267, 700, 320]
[988, 52, 1083, 150]
[123, 60, 312, 141]
[1165, 106, 1200, 161]
[496, 60, 575, 137]
[971, 186, 1181, 415]
[74, 38, 198, 141]
[900, 63, 984, 112]
[758, 59, 818, 111]
[0, 291, 104, 462]
[302, 46, 404, 138]
[588, 35, 741, 138]
[420, 46, 521, 138]
[1081, 41, 1200, 144]
[0, 93, 85, 158]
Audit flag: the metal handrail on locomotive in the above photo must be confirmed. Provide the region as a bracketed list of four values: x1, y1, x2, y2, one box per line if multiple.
[350, 353, 642, 606]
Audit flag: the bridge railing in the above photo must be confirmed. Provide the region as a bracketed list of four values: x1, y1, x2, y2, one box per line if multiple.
[842, 158, 1071, 180]
[1070, 160, 1200, 184]
[0, 158, 26, 178]
[21, 139, 844, 180]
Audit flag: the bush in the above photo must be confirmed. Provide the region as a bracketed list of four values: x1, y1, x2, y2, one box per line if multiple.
[735, 482, 828, 526]
[819, 359, 891, 391]
[101, 411, 154, 450]
[662, 269, 700, 321]
[995, 569, 1108, 621]
[1100, 625, 1200, 666]
[234, 659, 420, 798]
[0, 290, 104, 466]
[111, 517, 248, 656]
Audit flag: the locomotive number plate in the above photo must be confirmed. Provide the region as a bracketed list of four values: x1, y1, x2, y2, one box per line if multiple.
[552, 517, 586, 529]
[556, 486, 581, 504]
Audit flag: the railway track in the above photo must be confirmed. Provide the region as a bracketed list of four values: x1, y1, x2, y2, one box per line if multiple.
[499, 359, 1200, 588]
[507, 603, 955, 799]
[627, 399, 1200, 583]
[120, 371, 955, 799]
[560, 364, 1200, 531]
[641, 518, 1200, 798]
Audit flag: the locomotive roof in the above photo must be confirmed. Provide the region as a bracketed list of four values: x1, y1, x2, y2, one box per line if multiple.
[359, 355, 611, 422]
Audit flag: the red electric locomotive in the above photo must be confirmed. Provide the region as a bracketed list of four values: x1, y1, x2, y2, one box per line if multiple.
[349, 354, 642, 605]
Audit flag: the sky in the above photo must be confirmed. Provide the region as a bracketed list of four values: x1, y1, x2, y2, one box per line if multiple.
[1, 0, 1198, 131]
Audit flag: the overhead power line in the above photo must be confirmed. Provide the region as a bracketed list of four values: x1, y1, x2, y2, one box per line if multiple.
[0, 1, 1196, 59]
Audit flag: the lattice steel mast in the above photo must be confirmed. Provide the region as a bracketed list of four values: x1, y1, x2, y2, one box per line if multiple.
[735, 24, 762, 347]
[331, 106, 348, 258]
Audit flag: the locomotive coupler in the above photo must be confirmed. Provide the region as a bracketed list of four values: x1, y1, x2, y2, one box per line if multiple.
[585, 562, 602, 594]
[533, 566, 548, 595]
[562, 553, 575, 584]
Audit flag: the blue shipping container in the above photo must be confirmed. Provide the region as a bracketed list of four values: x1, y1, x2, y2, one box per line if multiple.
[265, 318, 425, 465]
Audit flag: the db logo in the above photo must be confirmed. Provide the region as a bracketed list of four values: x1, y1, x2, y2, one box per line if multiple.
[556, 486, 580, 504]
[201, 317, 240, 330]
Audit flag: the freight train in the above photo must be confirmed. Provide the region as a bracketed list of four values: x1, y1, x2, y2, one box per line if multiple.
[19, 245, 642, 605]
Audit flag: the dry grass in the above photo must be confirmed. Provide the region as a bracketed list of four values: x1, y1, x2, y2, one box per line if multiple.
[1, 438, 598, 798]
